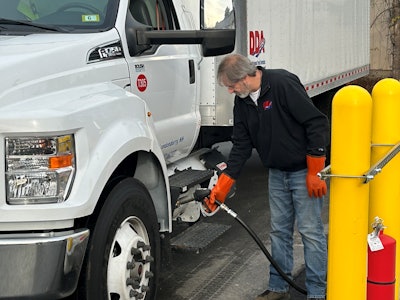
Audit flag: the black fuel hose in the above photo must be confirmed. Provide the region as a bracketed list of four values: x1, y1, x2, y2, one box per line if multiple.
[216, 200, 307, 295]
[194, 189, 307, 295]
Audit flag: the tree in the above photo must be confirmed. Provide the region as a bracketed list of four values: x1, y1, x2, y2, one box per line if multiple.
[392, 0, 400, 79]
[371, 0, 400, 79]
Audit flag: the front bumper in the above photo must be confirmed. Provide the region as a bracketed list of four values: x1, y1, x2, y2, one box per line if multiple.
[0, 229, 89, 299]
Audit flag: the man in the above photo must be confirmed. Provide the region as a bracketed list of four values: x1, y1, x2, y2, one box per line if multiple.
[204, 54, 328, 300]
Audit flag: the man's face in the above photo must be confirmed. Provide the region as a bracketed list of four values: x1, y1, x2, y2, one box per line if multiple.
[223, 77, 250, 99]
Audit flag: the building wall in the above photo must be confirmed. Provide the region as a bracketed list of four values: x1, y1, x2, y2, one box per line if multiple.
[370, 0, 394, 77]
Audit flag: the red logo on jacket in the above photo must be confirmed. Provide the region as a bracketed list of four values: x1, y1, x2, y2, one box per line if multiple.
[263, 100, 272, 110]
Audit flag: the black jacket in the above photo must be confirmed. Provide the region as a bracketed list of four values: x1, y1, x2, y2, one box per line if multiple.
[225, 67, 329, 179]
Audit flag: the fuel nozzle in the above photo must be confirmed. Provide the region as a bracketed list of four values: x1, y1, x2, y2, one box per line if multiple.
[194, 188, 221, 217]
[194, 188, 211, 202]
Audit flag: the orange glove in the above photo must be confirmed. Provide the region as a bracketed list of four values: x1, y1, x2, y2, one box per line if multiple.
[306, 155, 327, 198]
[203, 173, 235, 213]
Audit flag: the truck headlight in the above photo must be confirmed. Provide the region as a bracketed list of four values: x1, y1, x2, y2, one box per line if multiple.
[5, 135, 75, 205]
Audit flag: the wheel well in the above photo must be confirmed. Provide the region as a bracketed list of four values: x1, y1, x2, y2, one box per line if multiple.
[75, 151, 170, 232]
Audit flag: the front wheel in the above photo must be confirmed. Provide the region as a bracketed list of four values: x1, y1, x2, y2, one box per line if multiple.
[78, 178, 160, 300]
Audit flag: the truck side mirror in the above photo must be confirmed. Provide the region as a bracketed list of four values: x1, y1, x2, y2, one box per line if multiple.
[134, 0, 235, 57]
[125, 2, 153, 56]
[200, 0, 235, 56]
[201, 0, 235, 30]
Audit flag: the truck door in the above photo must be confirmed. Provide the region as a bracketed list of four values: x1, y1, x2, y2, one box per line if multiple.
[125, 0, 200, 164]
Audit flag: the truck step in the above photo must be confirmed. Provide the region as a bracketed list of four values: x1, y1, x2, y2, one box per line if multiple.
[169, 168, 214, 193]
[171, 221, 231, 253]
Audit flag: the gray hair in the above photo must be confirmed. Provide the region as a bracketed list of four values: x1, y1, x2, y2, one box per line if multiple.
[217, 54, 257, 85]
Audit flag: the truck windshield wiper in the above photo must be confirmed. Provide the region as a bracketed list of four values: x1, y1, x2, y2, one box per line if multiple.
[0, 18, 69, 32]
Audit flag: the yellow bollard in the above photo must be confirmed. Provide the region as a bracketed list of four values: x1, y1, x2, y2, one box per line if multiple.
[369, 78, 400, 300]
[327, 86, 372, 300]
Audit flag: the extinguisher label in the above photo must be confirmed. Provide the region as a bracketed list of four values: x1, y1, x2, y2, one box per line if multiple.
[368, 233, 384, 252]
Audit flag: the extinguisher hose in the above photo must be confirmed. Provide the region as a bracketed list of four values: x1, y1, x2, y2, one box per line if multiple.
[215, 200, 307, 295]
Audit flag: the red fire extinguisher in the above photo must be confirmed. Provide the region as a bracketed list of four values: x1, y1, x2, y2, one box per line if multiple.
[367, 217, 396, 300]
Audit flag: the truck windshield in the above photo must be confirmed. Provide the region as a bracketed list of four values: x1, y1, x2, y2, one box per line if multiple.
[0, 0, 118, 33]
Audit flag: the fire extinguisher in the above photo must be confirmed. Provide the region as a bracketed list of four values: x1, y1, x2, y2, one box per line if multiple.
[367, 217, 396, 300]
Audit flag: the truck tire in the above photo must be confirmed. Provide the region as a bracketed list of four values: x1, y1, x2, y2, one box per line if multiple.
[77, 178, 160, 300]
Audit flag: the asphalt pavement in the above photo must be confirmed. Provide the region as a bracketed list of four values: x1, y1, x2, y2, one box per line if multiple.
[158, 142, 329, 300]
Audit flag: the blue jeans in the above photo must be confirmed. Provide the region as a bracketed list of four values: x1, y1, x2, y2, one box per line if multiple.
[268, 168, 327, 299]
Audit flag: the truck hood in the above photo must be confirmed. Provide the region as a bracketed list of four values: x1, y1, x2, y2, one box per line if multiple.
[0, 30, 128, 111]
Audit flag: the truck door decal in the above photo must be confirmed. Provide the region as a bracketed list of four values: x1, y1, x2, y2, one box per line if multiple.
[136, 74, 148, 92]
[135, 64, 145, 72]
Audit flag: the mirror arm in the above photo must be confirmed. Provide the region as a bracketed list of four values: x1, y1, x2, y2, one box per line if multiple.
[137, 30, 203, 45]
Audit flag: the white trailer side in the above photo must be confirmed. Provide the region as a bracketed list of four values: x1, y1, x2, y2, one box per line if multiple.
[200, 0, 370, 126]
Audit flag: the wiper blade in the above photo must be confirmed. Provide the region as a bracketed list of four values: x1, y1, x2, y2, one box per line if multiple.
[0, 18, 68, 32]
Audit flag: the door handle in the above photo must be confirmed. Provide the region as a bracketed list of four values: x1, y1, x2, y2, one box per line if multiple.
[189, 59, 195, 84]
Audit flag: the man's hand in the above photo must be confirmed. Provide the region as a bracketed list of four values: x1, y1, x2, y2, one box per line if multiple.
[306, 155, 327, 198]
[202, 197, 219, 214]
[209, 173, 235, 204]
[206, 173, 235, 213]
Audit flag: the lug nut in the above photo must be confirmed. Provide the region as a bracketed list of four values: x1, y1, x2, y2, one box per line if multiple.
[145, 255, 154, 263]
[131, 247, 141, 255]
[130, 289, 139, 297]
[127, 261, 135, 269]
[145, 271, 154, 278]
[142, 285, 150, 292]
[126, 278, 140, 289]
[137, 241, 151, 251]
[137, 293, 144, 299]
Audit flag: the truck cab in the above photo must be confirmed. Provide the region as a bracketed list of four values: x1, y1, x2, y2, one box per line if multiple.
[0, 0, 235, 299]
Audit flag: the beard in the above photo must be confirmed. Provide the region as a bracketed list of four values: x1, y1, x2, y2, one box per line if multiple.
[235, 83, 251, 98]
[236, 91, 250, 98]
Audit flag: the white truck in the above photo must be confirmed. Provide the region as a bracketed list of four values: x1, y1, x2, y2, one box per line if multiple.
[0, 0, 369, 299]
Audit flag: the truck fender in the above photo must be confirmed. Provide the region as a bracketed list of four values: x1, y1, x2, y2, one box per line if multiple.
[0, 83, 171, 231]
[68, 90, 171, 231]
[82, 123, 172, 232]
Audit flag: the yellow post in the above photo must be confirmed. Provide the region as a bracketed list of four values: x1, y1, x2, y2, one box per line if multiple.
[327, 86, 372, 300]
[369, 78, 400, 300]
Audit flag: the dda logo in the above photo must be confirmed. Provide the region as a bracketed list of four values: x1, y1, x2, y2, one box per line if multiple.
[249, 30, 265, 58]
